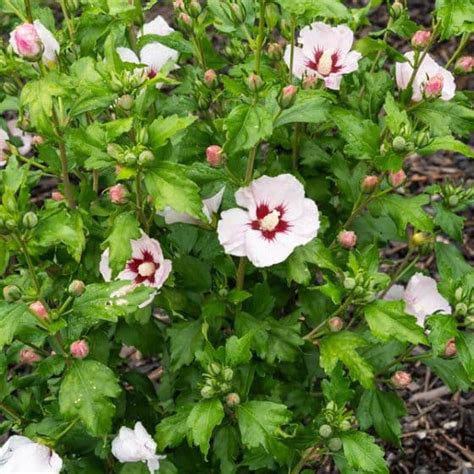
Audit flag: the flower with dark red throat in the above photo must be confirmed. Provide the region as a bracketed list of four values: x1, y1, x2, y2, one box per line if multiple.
[217, 174, 320, 267]
[284, 22, 361, 90]
[0, 129, 8, 167]
[100, 232, 172, 306]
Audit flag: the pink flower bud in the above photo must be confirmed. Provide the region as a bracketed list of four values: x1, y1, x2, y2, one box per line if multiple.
[178, 12, 192, 26]
[70, 339, 89, 359]
[173, 0, 185, 9]
[423, 74, 444, 98]
[361, 175, 379, 193]
[51, 191, 64, 201]
[19, 348, 41, 364]
[411, 30, 431, 49]
[338, 230, 357, 249]
[302, 75, 317, 89]
[389, 169, 406, 187]
[328, 317, 344, 332]
[267, 42, 283, 60]
[391, 370, 412, 388]
[280, 85, 298, 108]
[29, 301, 48, 320]
[10, 23, 42, 59]
[109, 184, 128, 204]
[455, 56, 474, 74]
[444, 338, 457, 357]
[31, 135, 44, 146]
[246, 73, 263, 92]
[206, 145, 224, 167]
[203, 69, 217, 88]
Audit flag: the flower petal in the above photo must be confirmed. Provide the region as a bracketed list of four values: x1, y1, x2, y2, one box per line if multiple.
[217, 208, 249, 257]
[33, 20, 59, 66]
[99, 249, 112, 282]
[140, 15, 175, 37]
[117, 47, 140, 64]
[140, 43, 179, 72]
[384, 284, 405, 301]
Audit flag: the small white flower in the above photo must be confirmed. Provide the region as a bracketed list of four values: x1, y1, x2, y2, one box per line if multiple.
[284, 22, 361, 90]
[117, 15, 178, 84]
[217, 174, 320, 267]
[0, 129, 8, 167]
[0, 435, 63, 473]
[112, 422, 166, 474]
[385, 273, 452, 327]
[396, 51, 456, 102]
[160, 187, 225, 225]
[7, 120, 32, 156]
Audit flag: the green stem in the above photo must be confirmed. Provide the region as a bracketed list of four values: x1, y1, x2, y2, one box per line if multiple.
[292, 123, 300, 170]
[135, 169, 147, 231]
[0, 402, 23, 424]
[24, 0, 33, 22]
[236, 257, 247, 290]
[446, 32, 469, 69]
[291, 446, 319, 474]
[254, 0, 266, 75]
[59, 0, 75, 45]
[289, 17, 296, 81]
[244, 145, 258, 184]
[380, 250, 416, 298]
[55, 418, 79, 442]
[13, 233, 41, 296]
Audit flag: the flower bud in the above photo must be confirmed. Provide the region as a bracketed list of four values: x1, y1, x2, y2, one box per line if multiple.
[328, 437, 342, 451]
[454, 56, 474, 74]
[246, 73, 263, 92]
[208, 362, 221, 376]
[222, 367, 234, 382]
[138, 150, 154, 165]
[423, 74, 443, 99]
[454, 287, 464, 302]
[268, 42, 283, 60]
[32, 135, 44, 146]
[29, 301, 48, 320]
[200, 385, 215, 399]
[20, 348, 41, 364]
[173, 0, 184, 10]
[70, 339, 89, 359]
[392, 136, 407, 152]
[444, 338, 457, 357]
[51, 191, 64, 201]
[391, 370, 411, 388]
[178, 12, 193, 31]
[107, 143, 122, 159]
[188, 0, 202, 17]
[319, 424, 332, 438]
[10, 23, 43, 60]
[410, 232, 430, 248]
[339, 420, 352, 431]
[390, 1, 404, 18]
[279, 85, 298, 109]
[448, 195, 459, 208]
[206, 145, 224, 167]
[3, 81, 18, 96]
[328, 317, 344, 332]
[343, 277, 356, 290]
[5, 219, 17, 230]
[22, 211, 38, 229]
[124, 152, 137, 165]
[225, 392, 240, 407]
[388, 169, 406, 187]
[68, 280, 85, 297]
[455, 302, 468, 316]
[203, 69, 217, 88]
[109, 184, 129, 204]
[411, 30, 431, 49]
[338, 230, 357, 249]
[117, 94, 134, 111]
[229, 2, 246, 24]
[361, 175, 379, 193]
[302, 75, 317, 89]
[3, 285, 21, 302]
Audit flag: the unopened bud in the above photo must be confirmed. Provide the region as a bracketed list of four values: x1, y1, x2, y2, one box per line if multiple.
[200, 385, 215, 399]
[338, 230, 357, 249]
[229, 2, 246, 24]
[361, 175, 379, 193]
[392, 135, 407, 152]
[173, 0, 184, 10]
[188, 0, 202, 17]
[279, 85, 298, 109]
[22, 211, 38, 228]
[455, 302, 468, 316]
[391, 370, 411, 388]
[116, 94, 134, 111]
[454, 56, 474, 74]
[29, 301, 48, 320]
[302, 75, 317, 89]
[225, 392, 240, 407]
[411, 30, 431, 49]
[109, 184, 128, 204]
[339, 420, 352, 431]
[3, 81, 18, 96]
[208, 362, 221, 376]
[3, 285, 21, 302]
[107, 143, 122, 159]
[246, 73, 263, 92]
[343, 277, 356, 290]
[423, 74, 444, 98]
[31, 135, 44, 146]
[206, 145, 224, 167]
[138, 150, 154, 165]
[454, 287, 464, 302]
[178, 12, 193, 31]
[328, 317, 344, 332]
[410, 232, 430, 248]
[222, 367, 234, 382]
[70, 339, 89, 359]
[447, 195, 459, 208]
[328, 437, 342, 451]
[68, 280, 85, 297]
[19, 348, 41, 364]
[388, 169, 406, 187]
[390, 1, 404, 18]
[10, 23, 43, 60]
[319, 424, 332, 438]
[203, 69, 217, 88]
[267, 42, 283, 60]
[51, 191, 64, 201]
[444, 339, 457, 357]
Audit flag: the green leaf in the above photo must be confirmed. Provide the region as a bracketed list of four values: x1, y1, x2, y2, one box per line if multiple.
[107, 0, 135, 15]
[388, 11, 418, 37]
[426, 315, 458, 356]
[419, 136, 474, 158]
[456, 332, 474, 381]
[59, 360, 121, 435]
[148, 115, 197, 149]
[425, 358, 471, 391]
[341, 431, 388, 474]
[105, 213, 141, 277]
[138, 31, 193, 54]
[384, 93, 409, 135]
[321, 365, 355, 406]
[237, 401, 291, 453]
[357, 390, 406, 446]
[0, 302, 37, 350]
[435, 242, 473, 281]
[225, 334, 253, 367]
[331, 108, 380, 160]
[320, 332, 375, 389]
[435, 0, 474, 38]
[275, 91, 331, 127]
[145, 162, 205, 220]
[369, 194, 432, 235]
[187, 399, 225, 457]
[224, 104, 273, 155]
[433, 203, 464, 241]
[365, 300, 428, 345]
[275, 0, 350, 18]
[155, 406, 191, 450]
[213, 425, 240, 474]
[168, 320, 205, 370]
[355, 37, 407, 63]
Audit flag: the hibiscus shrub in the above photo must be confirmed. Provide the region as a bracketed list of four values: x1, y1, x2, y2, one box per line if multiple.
[0, 0, 473, 472]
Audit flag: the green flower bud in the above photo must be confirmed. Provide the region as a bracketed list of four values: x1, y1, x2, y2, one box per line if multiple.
[200, 385, 215, 399]
[225, 392, 240, 407]
[392, 136, 407, 152]
[138, 150, 154, 165]
[136, 128, 149, 145]
[455, 302, 468, 316]
[188, 0, 202, 17]
[107, 143, 123, 159]
[448, 195, 459, 208]
[229, 1, 246, 24]
[5, 219, 17, 230]
[246, 73, 263, 92]
[339, 420, 352, 431]
[343, 277, 356, 290]
[390, 1, 404, 18]
[22, 211, 38, 228]
[117, 94, 134, 111]
[415, 131, 431, 148]
[68, 280, 85, 297]
[209, 362, 221, 376]
[319, 424, 332, 438]
[220, 382, 231, 393]
[3, 81, 18, 96]
[454, 287, 464, 302]
[222, 367, 234, 382]
[124, 152, 137, 165]
[326, 401, 336, 411]
[328, 437, 342, 451]
[3, 285, 21, 302]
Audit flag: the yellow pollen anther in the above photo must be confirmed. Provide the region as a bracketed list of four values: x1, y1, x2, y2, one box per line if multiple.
[260, 210, 280, 232]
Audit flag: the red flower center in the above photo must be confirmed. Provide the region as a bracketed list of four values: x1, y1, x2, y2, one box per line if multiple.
[306, 49, 342, 76]
[250, 203, 290, 241]
[127, 250, 159, 284]
[147, 67, 158, 79]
